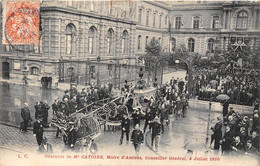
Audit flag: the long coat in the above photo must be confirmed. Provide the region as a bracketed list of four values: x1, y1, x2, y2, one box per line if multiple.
[21, 107, 31, 121]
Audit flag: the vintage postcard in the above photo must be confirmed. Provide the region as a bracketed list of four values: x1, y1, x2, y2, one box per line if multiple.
[0, 0, 259, 166]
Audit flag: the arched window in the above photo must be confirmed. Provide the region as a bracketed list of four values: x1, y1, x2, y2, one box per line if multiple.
[31, 67, 40, 75]
[107, 28, 114, 54]
[67, 67, 74, 76]
[138, 35, 142, 50]
[188, 38, 195, 52]
[153, 13, 156, 27]
[145, 36, 149, 46]
[171, 38, 176, 51]
[88, 26, 96, 54]
[122, 30, 128, 54]
[208, 38, 215, 53]
[146, 11, 149, 26]
[236, 10, 248, 29]
[159, 15, 162, 28]
[138, 8, 142, 24]
[165, 16, 168, 25]
[65, 24, 76, 55]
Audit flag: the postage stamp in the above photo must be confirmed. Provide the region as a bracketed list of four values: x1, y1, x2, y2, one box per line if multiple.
[2, 0, 40, 45]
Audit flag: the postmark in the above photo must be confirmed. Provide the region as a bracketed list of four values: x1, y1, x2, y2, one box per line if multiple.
[2, 0, 40, 46]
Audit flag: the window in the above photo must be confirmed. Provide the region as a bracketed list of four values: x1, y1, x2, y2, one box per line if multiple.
[188, 38, 195, 52]
[212, 16, 220, 29]
[159, 15, 162, 28]
[138, 8, 142, 24]
[208, 39, 215, 53]
[5, 45, 12, 52]
[65, 24, 76, 55]
[90, 66, 95, 79]
[138, 35, 141, 50]
[236, 11, 248, 29]
[193, 16, 200, 29]
[107, 29, 114, 54]
[108, 64, 113, 77]
[31, 67, 40, 75]
[153, 13, 156, 27]
[88, 27, 96, 54]
[165, 16, 168, 25]
[108, 1, 112, 15]
[34, 35, 42, 53]
[122, 30, 128, 53]
[146, 11, 149, 26]
[175, 17, 181, 29]
[171, 38, 176, 51]
[90, 0, 94, 11]
[145, 36, 149, 46]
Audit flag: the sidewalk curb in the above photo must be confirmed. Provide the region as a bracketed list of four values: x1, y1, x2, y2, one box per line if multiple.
[0, 122, 57, 132]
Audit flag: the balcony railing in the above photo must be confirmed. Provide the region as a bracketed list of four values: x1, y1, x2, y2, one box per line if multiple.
[168, 28, 221, 32]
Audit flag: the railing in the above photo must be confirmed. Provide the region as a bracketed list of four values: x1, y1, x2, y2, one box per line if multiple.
[168, 28, 221, 32]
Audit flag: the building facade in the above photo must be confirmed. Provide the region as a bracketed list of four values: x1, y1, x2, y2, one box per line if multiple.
[0, 1, 259, 87]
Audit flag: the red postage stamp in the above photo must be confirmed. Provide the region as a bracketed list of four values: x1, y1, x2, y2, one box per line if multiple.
[2, 0, 40, 45]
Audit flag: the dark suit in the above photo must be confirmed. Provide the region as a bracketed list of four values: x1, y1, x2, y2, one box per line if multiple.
[21, 107, 31, 131]
[33, 121, 44, 146]
[120, 117, 130, 144]
[131, 129, 144, 153]
[42, 103, 50, 126]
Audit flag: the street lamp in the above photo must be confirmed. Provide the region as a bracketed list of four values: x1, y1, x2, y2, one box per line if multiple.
[206, 95, 212, 145]
[97, 55, 101, 87]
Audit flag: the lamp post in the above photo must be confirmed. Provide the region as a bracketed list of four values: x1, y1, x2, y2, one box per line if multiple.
[97, 55, 101, 87]
[206, 95, 212, 145]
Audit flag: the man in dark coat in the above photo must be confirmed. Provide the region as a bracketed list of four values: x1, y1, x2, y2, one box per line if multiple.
[231, 136, 245, 155]
[69, 96, 77, 114]
[245, 140, 260, 157]
[222, 100, 229, 121]
[213, 117, 222, 150]
[34, 101, 42, 120]
[221, 126, 234, 155]
[143, 107, 154, 133]
[132, 108, 140, 127]
[151, 116, 161, 152]
[42, 100, 50, 127]
[52, 99, 59, 115]
[120, 114, 130, 145]
[39, 137, 53, 154]
[21, 103, 31, 132]
[131, 124, 144, 156]
[33, 117, 44, 146]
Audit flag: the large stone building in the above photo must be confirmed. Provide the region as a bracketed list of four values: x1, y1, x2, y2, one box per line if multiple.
[0, 0, 259, 88]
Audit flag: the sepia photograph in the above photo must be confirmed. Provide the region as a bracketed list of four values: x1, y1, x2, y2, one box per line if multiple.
[0, 0, 259, 165]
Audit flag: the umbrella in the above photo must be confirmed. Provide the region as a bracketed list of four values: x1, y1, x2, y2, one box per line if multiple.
[216, 94, 230, 101]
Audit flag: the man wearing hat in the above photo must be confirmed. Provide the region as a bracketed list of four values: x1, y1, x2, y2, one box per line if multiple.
[62, 90, 70, 101]
[120, 114, 130, 145]
[33, 117, 44, 147]
[151, 116, 161, 152]
[21, 103, 32, 132]
[39, 137, 53, 154]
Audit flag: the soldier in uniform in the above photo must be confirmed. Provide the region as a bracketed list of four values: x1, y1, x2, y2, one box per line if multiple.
[131, 124, 144, 156]
[33, 117, 44, 147]
[120, 114, 130, 145]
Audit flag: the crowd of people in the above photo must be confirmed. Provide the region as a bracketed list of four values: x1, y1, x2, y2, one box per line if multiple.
[211, 105, 259, 157]
[193, 65, 259, 106]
